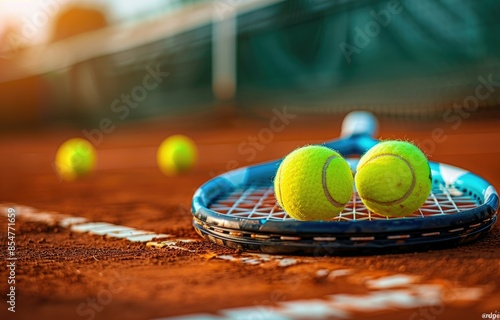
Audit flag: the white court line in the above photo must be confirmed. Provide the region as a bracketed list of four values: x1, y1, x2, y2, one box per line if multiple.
[152, 284, 485, 320]
[366, 274, 419, 289]
[71, 222, 115, 233]
[108, 230, 154, 239]
[0, 204, 177, 245]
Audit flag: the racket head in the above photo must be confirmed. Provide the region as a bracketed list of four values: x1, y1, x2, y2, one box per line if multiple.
[191, 112, 499, 254]
[192, 156, 498, 254]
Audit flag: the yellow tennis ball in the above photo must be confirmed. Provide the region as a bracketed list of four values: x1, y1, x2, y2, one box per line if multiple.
[355, 140, 432, 217]
[274, 145, 353, 221]
[157, 135, 197, 176]
[55, 138, 96, 181]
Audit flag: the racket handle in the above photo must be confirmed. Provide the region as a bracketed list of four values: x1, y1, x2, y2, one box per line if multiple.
[340, 111, 378, 137]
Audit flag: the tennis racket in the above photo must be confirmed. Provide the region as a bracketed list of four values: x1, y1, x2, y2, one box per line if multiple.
[191, 112, 498, 255]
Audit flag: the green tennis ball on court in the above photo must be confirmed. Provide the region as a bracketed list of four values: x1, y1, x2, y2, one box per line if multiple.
[55, 138, 96, 181]
[274, 145, 353, 221]
[355, 140, 432, 217]
[157, 135, 198, 176]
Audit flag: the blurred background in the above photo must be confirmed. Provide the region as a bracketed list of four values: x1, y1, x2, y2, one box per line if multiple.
[1, 0, 500, 130]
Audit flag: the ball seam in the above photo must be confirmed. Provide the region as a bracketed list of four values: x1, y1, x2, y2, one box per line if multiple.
[322, 155, 349, 208]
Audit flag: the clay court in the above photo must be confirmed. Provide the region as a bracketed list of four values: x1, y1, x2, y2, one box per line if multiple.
[1, 115, 499, 320]
[1, 1, 500, 320]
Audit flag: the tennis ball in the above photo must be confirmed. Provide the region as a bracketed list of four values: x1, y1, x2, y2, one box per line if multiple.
[157, 135, 197, 176]
[55, 138, 96, 181]
[274, 145, 353, 221]
[355, 140, 432, 217]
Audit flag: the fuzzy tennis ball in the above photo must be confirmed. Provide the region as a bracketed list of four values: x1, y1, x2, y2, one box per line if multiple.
[55, 138, 96, 181]
[274, 145, 353, 221]
[355, 140, 432, 217]
[157, 135, 198, 176]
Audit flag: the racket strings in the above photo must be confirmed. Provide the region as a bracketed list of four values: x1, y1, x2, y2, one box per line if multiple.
[209, 185, 290, 220]
[208, 183, 480, 221]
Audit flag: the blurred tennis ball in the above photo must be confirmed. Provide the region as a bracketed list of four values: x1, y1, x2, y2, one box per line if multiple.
[55, 138, 97, 181]
[274, 145, 353, 221]
[355, 140, 432, 217]
[157, 135, 198, 176]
